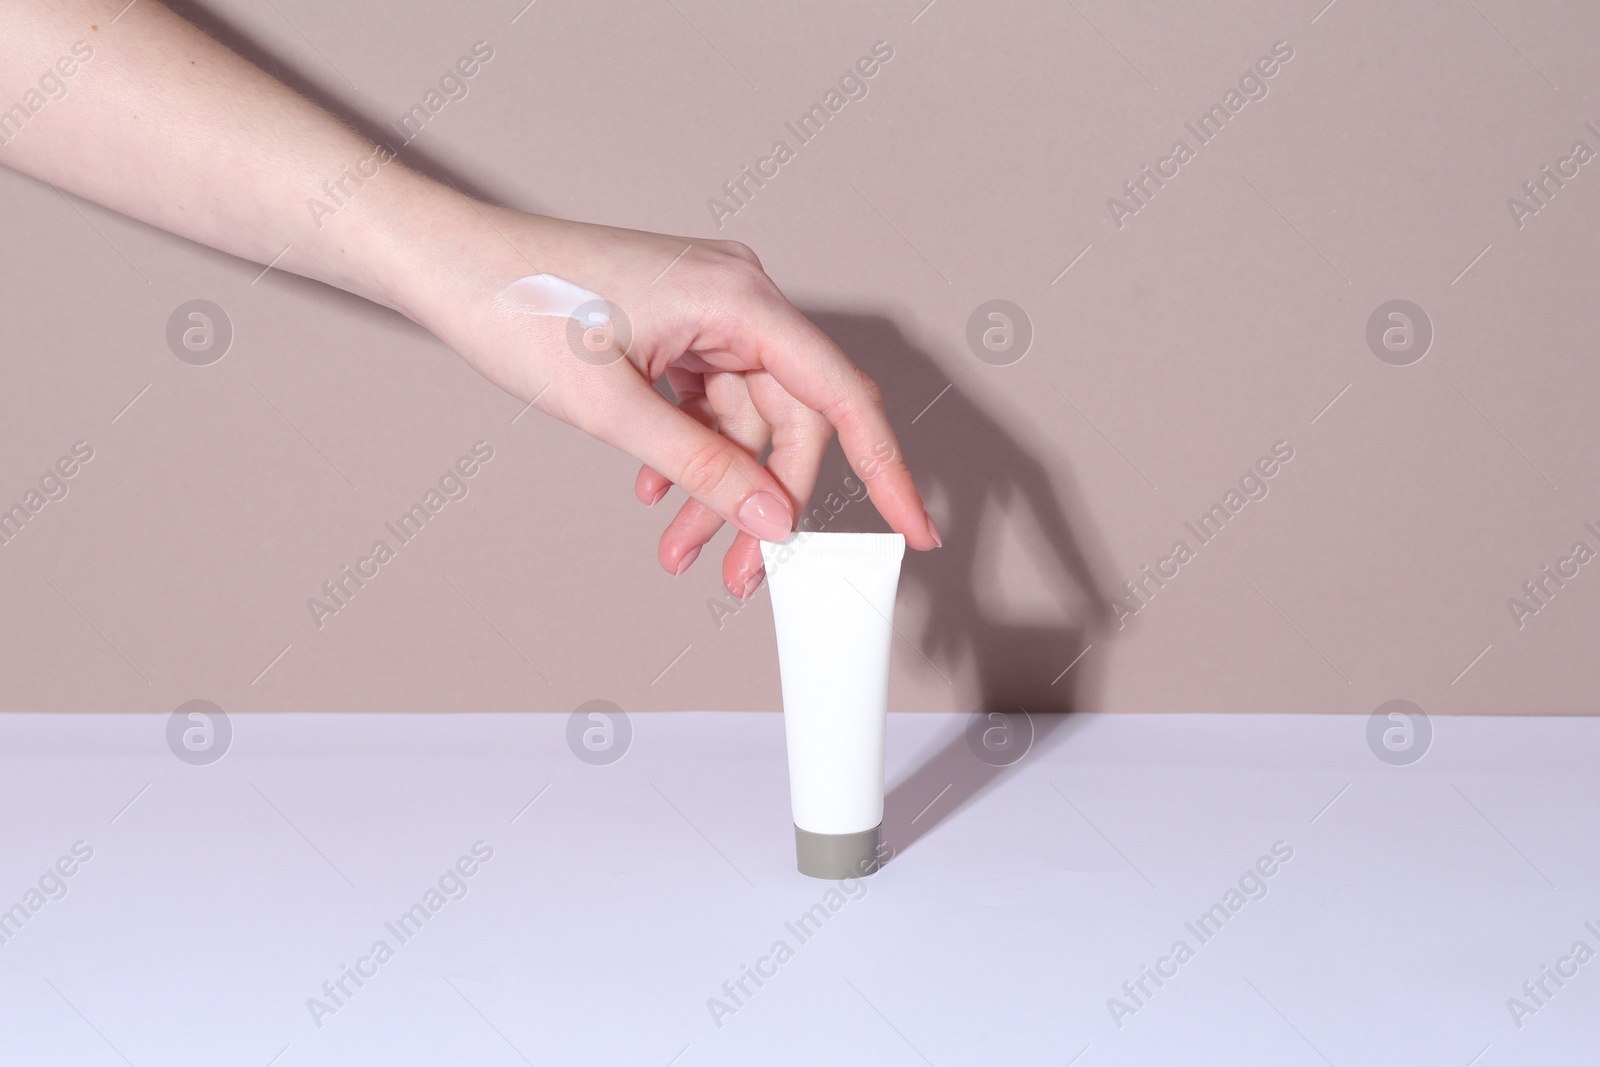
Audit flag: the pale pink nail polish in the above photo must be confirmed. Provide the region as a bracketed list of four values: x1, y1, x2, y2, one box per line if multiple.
[647, 483, 669, 506]
[925, 512, 943, 548]
[674, 544, 701, 577]
[737, 492, 792, 542]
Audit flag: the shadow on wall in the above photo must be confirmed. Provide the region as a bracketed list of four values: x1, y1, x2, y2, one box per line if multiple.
[801, 309, 1117, 861]
[171, 0, 514, 210]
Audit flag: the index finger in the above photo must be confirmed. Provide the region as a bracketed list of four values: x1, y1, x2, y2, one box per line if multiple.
[743, 299, 941, 551]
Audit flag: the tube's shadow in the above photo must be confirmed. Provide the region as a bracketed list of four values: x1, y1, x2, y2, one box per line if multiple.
[801, 309, 1116, 862]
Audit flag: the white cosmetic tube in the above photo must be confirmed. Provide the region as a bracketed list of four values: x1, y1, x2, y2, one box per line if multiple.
[760, 532, 905, 879]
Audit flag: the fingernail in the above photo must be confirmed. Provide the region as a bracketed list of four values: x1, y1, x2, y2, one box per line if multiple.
[673, 544, 701, 577]
[925, 512, 943, 549]
[647, 483, 669, 507]
[739, 567, 766, 600]
[736, 492, 792, 542]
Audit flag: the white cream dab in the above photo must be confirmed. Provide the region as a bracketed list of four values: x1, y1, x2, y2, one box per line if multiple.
[492, 273, 611, 326]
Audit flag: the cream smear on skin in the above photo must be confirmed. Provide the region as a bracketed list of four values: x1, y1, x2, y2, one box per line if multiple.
[493, 273, 627, 370]
[492, 274, 611, 326]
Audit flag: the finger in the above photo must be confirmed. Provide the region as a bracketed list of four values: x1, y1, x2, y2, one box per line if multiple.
[635, 465, 672, 506]
[659, 371, 771, 575]
[635, 368, 711, 506]
[721, 372, 831, 598]
[740, 300, 939, 550]
[587, 370, 796, 552]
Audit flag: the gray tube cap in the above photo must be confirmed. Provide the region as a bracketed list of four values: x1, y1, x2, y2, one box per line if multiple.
[795, 824, 882, 880]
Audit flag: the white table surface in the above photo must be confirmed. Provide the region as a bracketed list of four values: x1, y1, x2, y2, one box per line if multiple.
[0, 711, 1594, 1066]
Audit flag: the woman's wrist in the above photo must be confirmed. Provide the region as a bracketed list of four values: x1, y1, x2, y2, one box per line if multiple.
[345, 176, 584, 407]
[308, 168, 458, 318]
[293, 160, 502, 327]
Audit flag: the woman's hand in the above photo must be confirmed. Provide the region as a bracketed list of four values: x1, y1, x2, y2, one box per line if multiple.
[0, 0, 938, 599]
[394, 209, 941, 598]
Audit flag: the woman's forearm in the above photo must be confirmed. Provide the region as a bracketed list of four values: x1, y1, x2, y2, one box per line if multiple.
[0, 0, 472, 315]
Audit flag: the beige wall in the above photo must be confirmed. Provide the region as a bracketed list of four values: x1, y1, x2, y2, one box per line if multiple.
[2, 0, 1597, 715]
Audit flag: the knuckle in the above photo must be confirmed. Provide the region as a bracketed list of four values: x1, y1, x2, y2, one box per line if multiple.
[715, 255, 777, 303]
[678, 441, 736, 498]
[715, 240, 763, 269]
[824, 368, 884, 427]
[855, 370, 885, 409]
